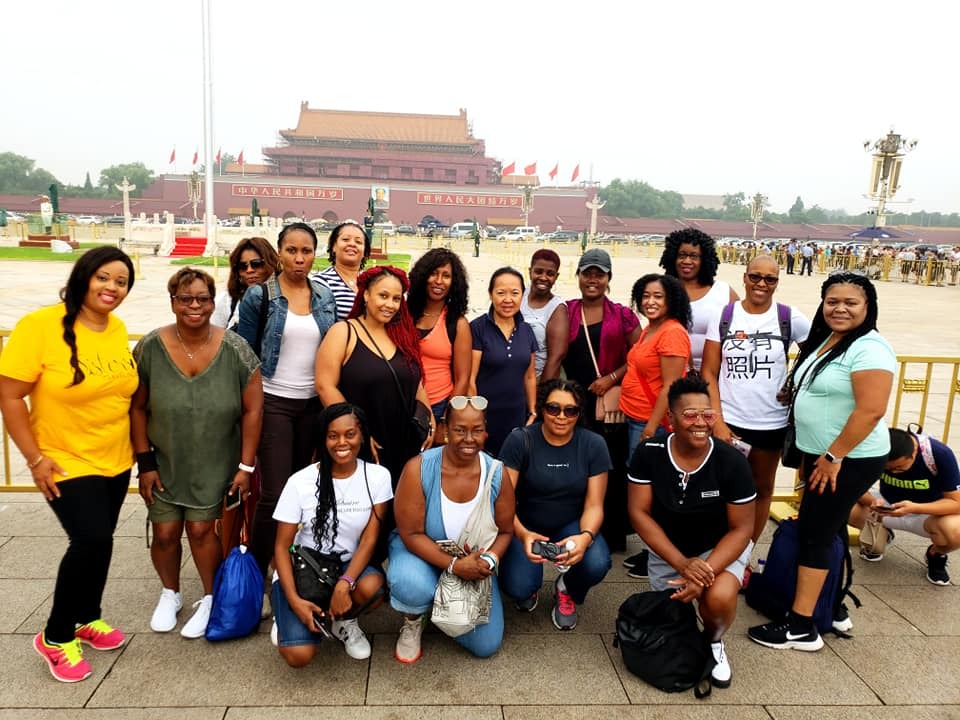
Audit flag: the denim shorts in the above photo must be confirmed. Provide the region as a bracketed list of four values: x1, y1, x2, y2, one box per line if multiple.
[271, 563, 381, 647]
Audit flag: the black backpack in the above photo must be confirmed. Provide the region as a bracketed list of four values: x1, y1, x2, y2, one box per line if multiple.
[613, 590, 715, 698]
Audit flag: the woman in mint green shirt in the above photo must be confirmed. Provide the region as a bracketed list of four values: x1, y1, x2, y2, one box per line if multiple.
[749, 273, 894, 652]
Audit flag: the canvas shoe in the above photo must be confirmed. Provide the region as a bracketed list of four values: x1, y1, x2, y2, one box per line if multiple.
[515, 592, 538, 613]
[33, 632, 92, 683]
[623, 549, 649, 578]
[75, 619, 126, 650]
[150, 588, 182, 632]
[332, 618, 371, 660]
[551, 577, 577, 631]
[710, 639, 731, 688]
[748, 617, 823, 651]
[832, 602, 853, 633]
[180, 595, 213, 639]
[270, 620, 278, 647]
[395, 615, 424, 664]
[926, 545, 950, 586]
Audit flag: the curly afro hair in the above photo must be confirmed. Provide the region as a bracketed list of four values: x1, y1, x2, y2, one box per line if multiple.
[407, 247, 469, 322]
[631, 273, 691, 330]
[659, 228, 720, 286]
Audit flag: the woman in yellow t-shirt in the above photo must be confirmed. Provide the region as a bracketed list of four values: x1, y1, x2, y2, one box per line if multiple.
[0, 246, 138, 683]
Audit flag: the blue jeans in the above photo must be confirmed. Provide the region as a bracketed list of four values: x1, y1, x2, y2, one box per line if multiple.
[386, 531, 504, 658]
[626, 418, 667, 461]
[499, 519, 611, 605]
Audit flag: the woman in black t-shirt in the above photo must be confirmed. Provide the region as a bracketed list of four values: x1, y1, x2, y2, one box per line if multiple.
[499, 379, 612, 631]
[627, 376, 755, 690]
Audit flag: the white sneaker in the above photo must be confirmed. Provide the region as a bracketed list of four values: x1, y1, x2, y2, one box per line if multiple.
[270, 620, 278, 647]
[150, 588, 183, 632]
[395, 615, 423, 664]
[332, 618, 371, 660]
[261, 591, 272, 620]
[710, 640, 731, 688]
[180, 595, 213, 639]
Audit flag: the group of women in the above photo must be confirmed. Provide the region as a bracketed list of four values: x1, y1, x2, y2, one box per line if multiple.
[0, 226, 897, 687]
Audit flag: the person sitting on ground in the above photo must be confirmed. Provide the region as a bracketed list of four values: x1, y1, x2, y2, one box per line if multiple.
[271, 403, 391, 665]
[627, 376, 756, 690]
[848, 427, 959, 586]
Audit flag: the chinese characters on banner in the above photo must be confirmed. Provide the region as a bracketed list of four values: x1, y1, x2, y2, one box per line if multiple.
[416, 192, 521, 207]
[231, 184, 344, 200]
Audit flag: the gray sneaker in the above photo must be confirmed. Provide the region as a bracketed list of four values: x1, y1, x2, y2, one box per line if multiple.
[515, 592, 538, 613]
[395, 615, 424, 663]
[551, 580, 577, 630]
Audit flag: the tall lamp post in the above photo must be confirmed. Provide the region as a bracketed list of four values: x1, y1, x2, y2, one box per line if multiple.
[864, 129, 917, 227]
[750, 192, 768, 244]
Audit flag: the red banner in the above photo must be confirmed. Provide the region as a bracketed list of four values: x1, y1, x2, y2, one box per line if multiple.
[416, 192, 521, 207]
[231, 184, 343, 200]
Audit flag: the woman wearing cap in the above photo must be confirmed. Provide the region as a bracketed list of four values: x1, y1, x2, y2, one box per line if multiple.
[659, 228, 738, 373]
[314, 221, 372, 320]
[561, 248, 641, 554]
[520, 249, 568, 381]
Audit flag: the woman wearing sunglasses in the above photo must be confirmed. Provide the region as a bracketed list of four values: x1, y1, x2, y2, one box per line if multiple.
[701, 256, 810, 549]
[498, 379, 611, 631]
[211, 237, 279, 330]
[628, 376, 756, 690]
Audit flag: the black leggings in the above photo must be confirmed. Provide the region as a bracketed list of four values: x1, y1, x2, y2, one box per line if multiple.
[796, 453, 885, 568]
[45, 471, 130, 643]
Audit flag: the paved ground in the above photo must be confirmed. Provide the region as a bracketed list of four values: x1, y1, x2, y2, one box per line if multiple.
[0, 241, 958, 717]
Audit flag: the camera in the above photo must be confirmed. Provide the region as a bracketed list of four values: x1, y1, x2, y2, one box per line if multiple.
[531, 540, 565, 561]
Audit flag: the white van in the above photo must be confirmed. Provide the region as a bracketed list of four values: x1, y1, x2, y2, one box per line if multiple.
[449, 222, 478, 238]
[373, 222, 396, 235]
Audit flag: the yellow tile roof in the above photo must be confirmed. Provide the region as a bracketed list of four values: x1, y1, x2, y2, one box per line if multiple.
[282, 103, 473, 144]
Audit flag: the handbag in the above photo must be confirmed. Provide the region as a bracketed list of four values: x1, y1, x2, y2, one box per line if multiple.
[581, 306, 626, 424]
[431, 459, 501, 637]
[205, 545, 264, 641]
[860, 514, 890, 556]
[290, 545, 342, 612]
[353, 320, 432, 449]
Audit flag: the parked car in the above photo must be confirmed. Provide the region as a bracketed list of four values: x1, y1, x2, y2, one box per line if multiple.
[396, 224, 417, 235]
[73, 215, 101, 225]
[4, 211, 27, 222]
[449, 222, 479, 238]
[374, 222, 396, 235]
[553, 230, 580, 242]
[103, 215, 127, 225]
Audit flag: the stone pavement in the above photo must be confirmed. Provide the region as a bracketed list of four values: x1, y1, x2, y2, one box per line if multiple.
[0, 243, 959, 717]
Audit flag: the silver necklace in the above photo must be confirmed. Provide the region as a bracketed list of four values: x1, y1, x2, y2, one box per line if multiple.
[176, 327, 212, 360]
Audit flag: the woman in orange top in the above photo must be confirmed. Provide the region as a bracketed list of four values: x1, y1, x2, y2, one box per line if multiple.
[620, 273, 691, 458]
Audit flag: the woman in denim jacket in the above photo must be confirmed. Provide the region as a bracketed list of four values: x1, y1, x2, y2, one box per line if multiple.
[237, 223, 337, 593]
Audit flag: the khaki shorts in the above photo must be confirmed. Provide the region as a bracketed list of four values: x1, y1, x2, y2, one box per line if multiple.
[147, 496, 222, 524]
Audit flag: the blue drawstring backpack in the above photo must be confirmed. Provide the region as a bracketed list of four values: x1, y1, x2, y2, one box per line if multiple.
[205, 544, 264, 641]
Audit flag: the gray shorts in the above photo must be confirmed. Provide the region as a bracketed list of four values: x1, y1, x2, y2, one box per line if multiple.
[648, 540, 754, 592]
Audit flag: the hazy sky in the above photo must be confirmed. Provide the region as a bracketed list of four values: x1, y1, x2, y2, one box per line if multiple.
[6, 1, 958, 214]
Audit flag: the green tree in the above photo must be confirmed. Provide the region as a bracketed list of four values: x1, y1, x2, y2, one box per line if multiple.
[600, 179, 683, 218]
[98, 163, 155, 196]
[83, 171, 94, 192]
[0, 152, 60, 194]
[788, 196, 806, 222]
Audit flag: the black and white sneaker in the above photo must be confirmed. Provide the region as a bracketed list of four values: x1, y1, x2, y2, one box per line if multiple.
[832, 602, 853, 633]
[748, 618, 823, 651]
[926, 545, 950, 586]
[710, 639, 731, 688]
[623, 550, 649, 579]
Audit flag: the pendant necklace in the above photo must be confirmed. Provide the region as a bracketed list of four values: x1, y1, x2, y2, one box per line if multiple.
[176, 328, 212, 360]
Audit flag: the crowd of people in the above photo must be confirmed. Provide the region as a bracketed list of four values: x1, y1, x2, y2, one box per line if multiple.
[1, 226, 956, 690]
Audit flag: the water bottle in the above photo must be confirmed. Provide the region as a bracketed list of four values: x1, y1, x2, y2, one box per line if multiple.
[555, 540, 577, 574]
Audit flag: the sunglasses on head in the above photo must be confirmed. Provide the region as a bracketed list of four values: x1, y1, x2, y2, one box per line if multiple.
[542, 402, 581, 418]
[746, 273, 779, 285]
[448, 395, 489, 411]
[237, 259, 266, 271]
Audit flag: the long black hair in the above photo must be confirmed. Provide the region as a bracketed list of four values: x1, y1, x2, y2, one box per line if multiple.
[631, 273, 692, 330]
[59, 246, 135, 386]
[659, 228, 720, 286]
[312, 403, 372, 549]
[789, 272, 880, 390]
[407, 247, 469, 322]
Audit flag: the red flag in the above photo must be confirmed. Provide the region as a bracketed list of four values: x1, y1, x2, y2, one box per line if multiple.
[524, 161, 537, 176]
[237, 150, 245, 165]
[548, 163, 558, 181]
[192, 148, 198, 166]
[501, 161, 515, 176]
[216, 148, 221, 166]
[169, 147, 176, 164]
[571, 163, 580, 182]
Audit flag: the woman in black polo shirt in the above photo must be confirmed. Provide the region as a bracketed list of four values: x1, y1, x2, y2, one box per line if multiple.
[627, 376, 755, 690]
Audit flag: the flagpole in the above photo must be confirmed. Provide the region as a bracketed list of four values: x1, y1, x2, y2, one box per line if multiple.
[201, 0, 216, 247]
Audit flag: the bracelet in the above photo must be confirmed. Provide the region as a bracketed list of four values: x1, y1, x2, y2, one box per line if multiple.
[447, 556, 458, 574]
[136, 450, 158, 474]
[580, 528, 596, 543]
[27, 454, 44, 470]
[480, 551, 498, 571]
[337, 574, 357, 591]
[610, 371, 618, 382]
[238, 461, 256, 473]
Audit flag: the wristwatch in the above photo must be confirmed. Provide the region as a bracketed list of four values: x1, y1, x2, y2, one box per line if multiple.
[824, 451, 843, 464]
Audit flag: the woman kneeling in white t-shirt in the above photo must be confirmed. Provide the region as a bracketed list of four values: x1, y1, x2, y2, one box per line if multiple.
[272, 403, 392, 666]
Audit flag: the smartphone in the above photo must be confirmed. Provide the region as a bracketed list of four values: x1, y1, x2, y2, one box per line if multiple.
[224, 488, 241, 511]
[312, 614, 333, 639]
[876, 504, 896, 513]
[730, 438, 752, 458]
[436, 539, 466, 557]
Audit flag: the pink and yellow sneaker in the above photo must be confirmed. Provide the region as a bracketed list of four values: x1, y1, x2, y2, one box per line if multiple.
[33, 632, 92, 683]
[75, 619, 126, 651]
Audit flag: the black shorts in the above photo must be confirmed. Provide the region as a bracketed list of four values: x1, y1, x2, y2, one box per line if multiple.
[725, 423, 787, 452]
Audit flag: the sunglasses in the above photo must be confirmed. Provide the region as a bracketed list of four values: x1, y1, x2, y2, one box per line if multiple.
[677, 408, 718, 423]
[542, 403, 581, 418]
[448, 395, 489, 411]
[172, 294, 214, 307]
[237, 259, 266, 271]
[746, 273, 779, 285]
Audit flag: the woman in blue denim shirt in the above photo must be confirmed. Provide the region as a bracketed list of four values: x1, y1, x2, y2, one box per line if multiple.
[237, 223, 337, 588]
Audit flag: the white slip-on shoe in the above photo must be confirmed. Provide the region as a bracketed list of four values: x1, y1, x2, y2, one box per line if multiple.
[150, 588, 183, 633]
[180, 595, 213, 639]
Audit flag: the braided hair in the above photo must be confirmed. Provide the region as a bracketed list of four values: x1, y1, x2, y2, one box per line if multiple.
[312, 403, 372, 550]
[348, 266, 423, 375]
[659, 228, 720, 286]
[59, 246, 135, 386]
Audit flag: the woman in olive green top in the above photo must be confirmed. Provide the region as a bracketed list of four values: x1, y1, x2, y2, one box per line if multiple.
[131, 268, 263, 639]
